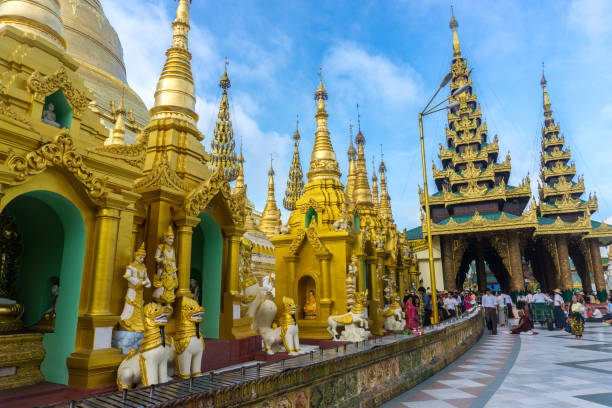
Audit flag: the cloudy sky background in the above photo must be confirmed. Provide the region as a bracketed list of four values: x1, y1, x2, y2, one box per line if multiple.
[104, 0, 612, 230]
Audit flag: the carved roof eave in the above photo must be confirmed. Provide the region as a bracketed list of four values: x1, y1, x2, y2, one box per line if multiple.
[585, 222, 612, 239]
[422, 210, 538, 236]
[27, 67, 89, 118]
[541, 148, 571, 165]
[539, 196, 598, 216]
[539, 177, 584, 199]
[183, 169, 247, 226]
[541, 134, 565, 150]
[534, 214, 591, 236]
[541, 162, 576, 180]
[287, 227, 331, 257]
[4, 129, 107, 204]
[421, 182, 531, 208]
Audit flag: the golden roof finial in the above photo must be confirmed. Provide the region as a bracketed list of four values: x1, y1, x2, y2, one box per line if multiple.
[210, 61, 239, 181]
[450, 6, 461, 58]
[308, 68, 341, 182]
[105, 93, 127, 146]
[151, 0, 196, 120]
[346, 121, 358, 202]
[378, 146, 393, 222]
[283, 117, 305, 211]
[353, 106, 372, 207]
[234, 141, 246, 195]
[260, 155, 282, 237]
[371, 155, 379, 210]
[541, 62, 552, 119]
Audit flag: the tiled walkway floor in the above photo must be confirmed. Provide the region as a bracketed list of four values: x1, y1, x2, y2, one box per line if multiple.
[383, 321, 612, 408]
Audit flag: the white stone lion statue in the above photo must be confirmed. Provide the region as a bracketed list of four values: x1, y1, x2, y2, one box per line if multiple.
[246, 285, 301, 355]
[172, 297, 205, 379]
[382, 297, 405, 331]
[327, 290, 370, 342]
[117, 302, 173, 389]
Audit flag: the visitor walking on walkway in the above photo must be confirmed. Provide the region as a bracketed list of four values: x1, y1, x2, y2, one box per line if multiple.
[569, 295, 585, 340]
[482, 289, 498, 335]
[496, 291, 507, 327]
[552, 288, 565, 329]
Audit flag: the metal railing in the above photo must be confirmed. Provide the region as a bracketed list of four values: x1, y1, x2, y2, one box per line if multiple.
[42, 307, 480, 408]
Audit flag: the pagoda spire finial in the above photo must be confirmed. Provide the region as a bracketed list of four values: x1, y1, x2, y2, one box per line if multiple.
[371, 155, 379, 210]
[378, 146, 393, 222]
[346, 121, 358, 202]
[210, 61, 239, 181]
[283, 118, 305, 211]
[260, 155, 282, 237]
[353, 106, 372, 206]
[105, 95, 127, 146]
[308, 68, 341, 182]
[449, 6, 462, 58]
[234, 142, 246, 194]
[151, 0, 197, 120]
[540, 62, 552, 120]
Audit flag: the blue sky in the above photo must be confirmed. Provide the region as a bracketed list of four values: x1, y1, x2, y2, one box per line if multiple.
[104, 0, 612, 230]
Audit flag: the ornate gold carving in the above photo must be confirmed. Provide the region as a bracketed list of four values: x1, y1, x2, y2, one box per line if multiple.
[92, 129, 148, 168]
[5, 130, 106, 200]
[134, 151, 188, 192]
[0, 100, 34, 128]
[534, 212, 591, 236]
[27, 68, 89, 115]
[423, 208, 537, 236]
[287, 227, 330, 256]
[458, 180, 488, 198]
[184, 169, 247, 226]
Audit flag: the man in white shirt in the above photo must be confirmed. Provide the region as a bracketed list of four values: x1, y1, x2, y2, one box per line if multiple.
[526, 291, 534, 304]
[532, 288, 550, 303]
[552, 288, 565, 329]
[504, 293, 514, 319]
[481, 289, 498, 335]
[444, 295, 457, 318]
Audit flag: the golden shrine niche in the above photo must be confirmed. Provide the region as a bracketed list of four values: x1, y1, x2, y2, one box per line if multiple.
[0, 0, 273, 390]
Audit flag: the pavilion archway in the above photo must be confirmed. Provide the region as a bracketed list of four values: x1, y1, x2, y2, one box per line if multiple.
[2, 190, 86, 384]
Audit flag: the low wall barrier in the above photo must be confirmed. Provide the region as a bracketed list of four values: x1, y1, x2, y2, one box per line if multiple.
[44, 307, 483, 408]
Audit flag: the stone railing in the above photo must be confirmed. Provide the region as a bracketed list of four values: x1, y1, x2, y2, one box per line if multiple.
[44, 307, 483, 408]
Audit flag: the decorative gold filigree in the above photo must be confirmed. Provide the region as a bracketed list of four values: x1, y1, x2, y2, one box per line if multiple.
[287, 227, 330, 256]
[27, 67, 89, 115]
[134, 151, 188, 192]
[490, 234, 511, 275]
[0, 100, 34, 129]
[184, 169, 247, 226]
[5, 129, 106, 200]
[91, 129, 149, 168]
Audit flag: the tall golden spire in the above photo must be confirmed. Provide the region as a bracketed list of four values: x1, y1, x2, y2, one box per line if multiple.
[345, 122, 357, 202]
[233, 144, 246, 195]
[283, 118, 305, 211]
[537, 70, 596, 218]
[150, 0, 196, 121]
[450, 7, 461, 58]
[260, 157, 282, 237]
[378, 149, 393, 222]
[353, 106, 373, 207]
[371, 157, 379, 210]
[308, 68, 341, 182]
[210, 60, 239, 181]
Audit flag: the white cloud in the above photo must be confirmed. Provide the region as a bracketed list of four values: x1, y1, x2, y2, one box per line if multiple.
[567, 0, 612, 41]
[323, 42, 421, 109]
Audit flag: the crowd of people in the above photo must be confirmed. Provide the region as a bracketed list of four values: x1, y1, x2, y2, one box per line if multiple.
[398, 286, 612, 340]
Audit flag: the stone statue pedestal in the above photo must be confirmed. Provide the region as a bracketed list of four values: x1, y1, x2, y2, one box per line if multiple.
[0, 332, 44, 390]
